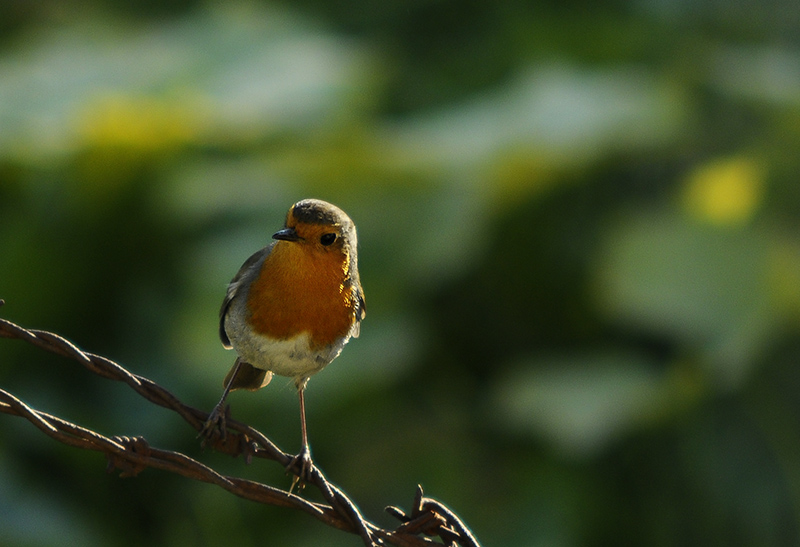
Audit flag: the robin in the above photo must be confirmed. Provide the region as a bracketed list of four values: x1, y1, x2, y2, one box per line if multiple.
[202, 199, 365, 481]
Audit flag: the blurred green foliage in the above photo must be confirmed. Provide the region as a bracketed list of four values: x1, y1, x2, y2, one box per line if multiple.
[2, 1, 800, 545]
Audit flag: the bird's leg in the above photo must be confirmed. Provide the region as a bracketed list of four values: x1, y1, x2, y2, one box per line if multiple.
[199, 358, 242, 442]
[288, 381, 314, 491]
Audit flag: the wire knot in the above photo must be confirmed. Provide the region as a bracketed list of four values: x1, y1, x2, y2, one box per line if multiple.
[107, 436, 151, 478]
[385, 485, 480, 547]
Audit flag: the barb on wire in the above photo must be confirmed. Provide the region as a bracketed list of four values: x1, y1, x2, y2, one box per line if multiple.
[0, 309, 481, 547]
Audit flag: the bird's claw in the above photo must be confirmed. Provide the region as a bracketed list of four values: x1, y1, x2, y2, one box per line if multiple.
[287, 445, 314, 492]
[198, 404, 228, 446]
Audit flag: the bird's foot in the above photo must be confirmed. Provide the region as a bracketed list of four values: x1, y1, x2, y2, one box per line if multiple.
[287, 445, 314, 492]
[198, 403, 229, 446]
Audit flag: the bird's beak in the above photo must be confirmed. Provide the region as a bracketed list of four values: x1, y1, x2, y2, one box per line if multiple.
[272, 227, 302, 242]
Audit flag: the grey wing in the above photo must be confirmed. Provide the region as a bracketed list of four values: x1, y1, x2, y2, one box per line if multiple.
[219, 245, 272, 349]
[351, 286, 366, 338]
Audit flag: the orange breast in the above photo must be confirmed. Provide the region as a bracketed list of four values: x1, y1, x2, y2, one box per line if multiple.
[246, 241, 357, 348]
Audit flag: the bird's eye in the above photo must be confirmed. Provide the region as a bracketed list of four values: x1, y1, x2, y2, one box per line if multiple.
[320, 233, 337, 246]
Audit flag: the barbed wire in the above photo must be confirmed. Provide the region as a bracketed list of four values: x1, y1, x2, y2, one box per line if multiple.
[0, 301, 480, 547]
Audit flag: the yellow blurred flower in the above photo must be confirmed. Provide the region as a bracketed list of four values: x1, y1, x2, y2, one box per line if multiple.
[682, 156, 766, 226]
[77, 93, 209, 152]
[68, 93, 211, 206]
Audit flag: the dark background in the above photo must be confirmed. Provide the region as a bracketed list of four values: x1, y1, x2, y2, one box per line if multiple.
[2, 0, 800, 545]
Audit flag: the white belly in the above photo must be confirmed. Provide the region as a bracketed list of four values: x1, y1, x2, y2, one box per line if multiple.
[228, 328, 349, 380]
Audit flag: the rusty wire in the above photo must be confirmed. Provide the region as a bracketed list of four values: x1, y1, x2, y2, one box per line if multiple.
[0, 303, 481, 547]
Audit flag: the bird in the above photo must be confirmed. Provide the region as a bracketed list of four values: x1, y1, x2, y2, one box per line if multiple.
[202, 199, 365, 483]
